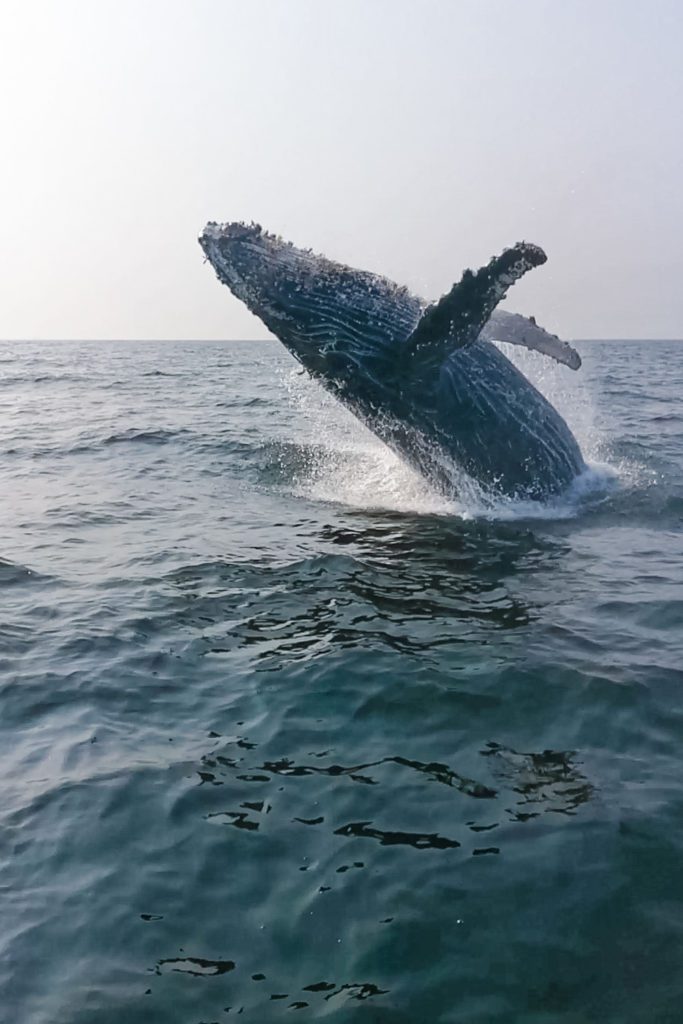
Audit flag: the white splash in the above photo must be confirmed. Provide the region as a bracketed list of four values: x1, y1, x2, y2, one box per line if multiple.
[280, 350, 618, 522]
[495, 341, 601, 461]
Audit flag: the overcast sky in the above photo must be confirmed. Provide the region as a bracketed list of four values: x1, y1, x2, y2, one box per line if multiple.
[1, 0, 681, 340]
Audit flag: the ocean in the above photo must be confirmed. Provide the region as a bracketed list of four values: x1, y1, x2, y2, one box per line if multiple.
[2, 338, 683, 1023]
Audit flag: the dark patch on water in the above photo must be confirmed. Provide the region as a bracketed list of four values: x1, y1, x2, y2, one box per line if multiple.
[0, 557, 50, 586]
[102, 427, 188, 445]
[334, 820, 461, 849]
[154, 956, 236, 977]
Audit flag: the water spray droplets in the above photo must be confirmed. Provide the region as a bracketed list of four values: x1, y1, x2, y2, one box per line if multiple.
[278, 360, 617, 521]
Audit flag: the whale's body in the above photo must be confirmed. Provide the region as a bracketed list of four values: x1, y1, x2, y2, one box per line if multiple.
[200, 222, 586, 499]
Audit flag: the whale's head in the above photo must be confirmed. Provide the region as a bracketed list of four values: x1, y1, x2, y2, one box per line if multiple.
[199, 222, 422, 394]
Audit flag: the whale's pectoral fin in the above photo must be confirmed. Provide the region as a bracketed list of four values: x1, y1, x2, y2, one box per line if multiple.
[402, 242, 547, 369]
[479, 311, 582, 370]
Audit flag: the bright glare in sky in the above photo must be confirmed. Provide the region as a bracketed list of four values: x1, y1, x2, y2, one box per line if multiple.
[0, 0, 681, 340]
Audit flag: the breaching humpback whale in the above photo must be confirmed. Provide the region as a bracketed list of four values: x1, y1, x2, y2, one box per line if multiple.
[199, 222, 586, 500]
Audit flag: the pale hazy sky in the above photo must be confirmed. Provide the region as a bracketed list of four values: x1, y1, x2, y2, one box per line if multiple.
[1, 0, 681, 340]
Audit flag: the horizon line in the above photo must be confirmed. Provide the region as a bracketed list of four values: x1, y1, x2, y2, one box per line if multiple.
[2, 337, 683, 345]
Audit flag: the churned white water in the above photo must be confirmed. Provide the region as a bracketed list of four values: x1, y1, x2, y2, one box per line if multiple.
[282, 341, 618, 521]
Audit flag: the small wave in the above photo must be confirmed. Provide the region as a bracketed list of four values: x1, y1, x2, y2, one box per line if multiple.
[652, 413, 683, 424]
[193, 435, 265, 463]
[234, 396, 272, 408]
[43, 502, 156, 526]
[0, 557, 48, 586]
[101, 428, 189, 446]
[0, 373, 86, 387]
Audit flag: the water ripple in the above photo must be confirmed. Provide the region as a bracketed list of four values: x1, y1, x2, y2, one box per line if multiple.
[2, 339, 683, 1024]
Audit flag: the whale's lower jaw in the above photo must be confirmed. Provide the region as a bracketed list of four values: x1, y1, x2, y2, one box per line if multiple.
[200, 222, 586, 501]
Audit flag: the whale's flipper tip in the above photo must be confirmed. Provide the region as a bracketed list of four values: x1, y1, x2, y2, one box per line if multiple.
[403, 241, 549, 370]
[482, 311, 582, 370]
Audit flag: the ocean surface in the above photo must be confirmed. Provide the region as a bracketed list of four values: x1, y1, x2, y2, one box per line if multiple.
[2, 337, 683, 1024]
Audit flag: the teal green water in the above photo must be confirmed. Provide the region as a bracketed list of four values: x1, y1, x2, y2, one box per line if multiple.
[2, 340, 683, 1023]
